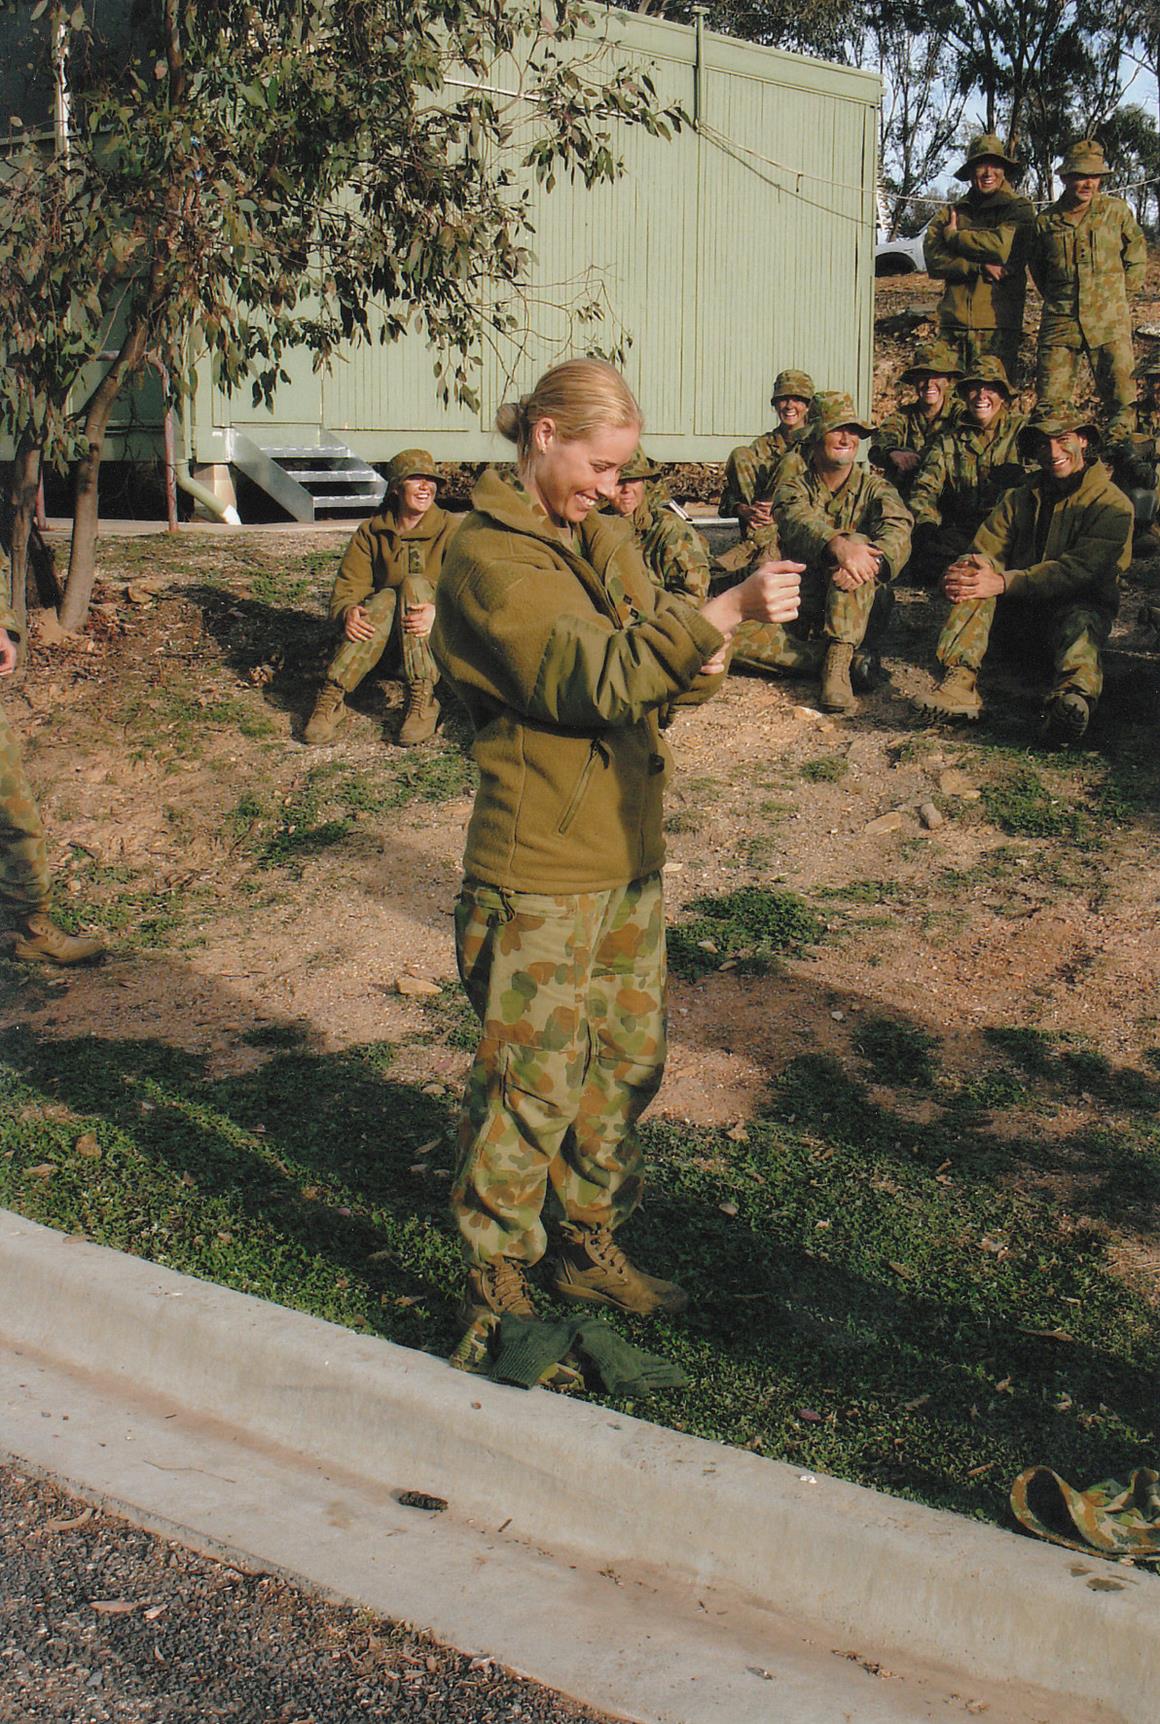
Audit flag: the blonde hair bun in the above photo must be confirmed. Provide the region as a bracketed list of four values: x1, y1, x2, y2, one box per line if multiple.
[496, 358, 641, 457]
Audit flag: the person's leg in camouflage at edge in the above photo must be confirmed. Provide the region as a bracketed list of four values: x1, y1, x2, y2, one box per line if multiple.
[0, 702, 103, 964]
[452, 871, 686, 1323]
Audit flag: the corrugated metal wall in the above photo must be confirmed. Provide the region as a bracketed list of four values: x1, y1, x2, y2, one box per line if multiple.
[183, 12, 880, 462]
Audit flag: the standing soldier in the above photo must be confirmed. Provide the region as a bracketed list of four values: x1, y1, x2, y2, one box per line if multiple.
[732, 393, 912, 713]
[907, 356, 1031, 585]
[1, 606, 104, 964]
[303, 449, 458, 747]
[870, 341, 965, 496]
[1108, 356, 1160, 556]
[1030, 139, 1147, 444]
[719, 368, 815, 567]
[605, 450, 709, 603]
[918, 405, 1132, 738]
[923, 133, 1035, 381]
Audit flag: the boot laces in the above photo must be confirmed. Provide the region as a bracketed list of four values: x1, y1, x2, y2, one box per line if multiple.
[583, 1226, 631, 1279]
[405, 681, 432, 716]
[485, 1256, 533, 1314]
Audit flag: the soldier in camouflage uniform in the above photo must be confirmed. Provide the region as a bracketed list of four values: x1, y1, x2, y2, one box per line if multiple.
[432, 358, 802, 1349]
[0, 605, 104, 964]
[918, 404, 1133, 738]
[1108, 356, 1160, 554]
[923, 133, 1035, 382]
[869, 342, 964, 497]
[604, 449, 709, 603]
[304, 449, 458, 747]
[718, 367, 815, 568]
[731, 392, 912, 713]
[907, 356, 1031, 585]
[1030, 139, 1147, 444]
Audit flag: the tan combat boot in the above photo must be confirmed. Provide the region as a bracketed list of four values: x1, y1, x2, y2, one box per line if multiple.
[457, 1255, 538, 1328]
[819, 641, 858, 713]
[398, 679, 440, 747]
[303, 681, 347, 745]
[552, 1223, 688, 1318]
[919, 665, 983, 721]
[12, 913, 105, 966]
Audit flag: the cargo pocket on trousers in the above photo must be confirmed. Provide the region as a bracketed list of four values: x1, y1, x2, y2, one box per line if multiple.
[500, 1041, 572, 1149]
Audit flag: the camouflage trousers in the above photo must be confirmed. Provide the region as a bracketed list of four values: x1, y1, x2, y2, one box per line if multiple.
[1036, 319, 1136, 442]
[731, 565, 882, 671]
[325, 579, 437, 693]
[0, 699, 50, 917]
[939, 319, 1023, 386]
[937, 594, 1113, 701]
[451, 872, 666, 1267]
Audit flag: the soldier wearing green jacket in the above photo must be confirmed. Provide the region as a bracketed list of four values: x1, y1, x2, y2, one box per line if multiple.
[0, 601, 104, 964]
[719, 367, 815, 567]
[732, 392, 912, 714]
[924, 133, 1035, 382]
[870, 341, 965, 496]
[918, 405, 1133, 738]
[304, 449, 459, 747]
[907, 356, 1031, 584]
[1108, 356, 1160, 553]
[1030, 139, 1147, 443]
[605, 449, 709, 603]
[431, 358, 802, 1354]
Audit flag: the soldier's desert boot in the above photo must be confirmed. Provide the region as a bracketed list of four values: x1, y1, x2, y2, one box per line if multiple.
[552, 1222, 688, 1318]
[398, 679, 439, 747]
[12, 913, 105, 966]
[303, 681, 347, 745]
[819, 641, 858, 713]
[457, 1255, 537, 1328]
[919, 665, 983, 720]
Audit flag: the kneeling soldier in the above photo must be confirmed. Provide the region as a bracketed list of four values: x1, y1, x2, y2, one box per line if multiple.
[1108, 356, 1160, 556]
[918, 405, 1132, 738]
[732, 392, 912, 713]
[719, 367, 815, 568]
[605, 450, 709, 603]
[869, 342, 964, 498]
[304, 449, 458, 747]
[907, 356, 1030, 584]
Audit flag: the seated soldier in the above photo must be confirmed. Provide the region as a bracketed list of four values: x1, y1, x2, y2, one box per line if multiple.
[869, 342, 964, 496]
[304, 450, 458, 747]
[907, 355, 1030, 584]
[918, 405, 1132, 738]
[731, 392, 912, 714]
[1108, 355, 1160, 556]
[718, 367, 815, 569]
[605, 450, 709, 603]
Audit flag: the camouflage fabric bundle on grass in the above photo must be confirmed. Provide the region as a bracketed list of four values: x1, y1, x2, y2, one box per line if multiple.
[1011, 1466, 1160, 1561]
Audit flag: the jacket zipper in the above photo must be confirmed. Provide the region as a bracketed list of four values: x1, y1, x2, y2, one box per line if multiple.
[557, 739, 607, 836]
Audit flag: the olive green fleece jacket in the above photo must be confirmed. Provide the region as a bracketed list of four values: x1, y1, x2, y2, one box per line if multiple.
[329, 502, 458, 620]
[970, 459, 1132, 613]
[431, 468, 725, 893]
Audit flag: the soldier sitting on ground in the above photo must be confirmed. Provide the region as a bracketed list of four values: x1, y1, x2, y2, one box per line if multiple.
[917, 405, 1133, 739]
[1108, 356, 1160, 558]
[923, 133, 1035, 383]
[604, 450, 709, 603]
[906, 356, 1031, 585]
[718, 367, 815, 569]
[731, 392, 912, 714]
[304, 449, 459, 748]
[869, 342, 964, 497]
[0, 606, 105, 965]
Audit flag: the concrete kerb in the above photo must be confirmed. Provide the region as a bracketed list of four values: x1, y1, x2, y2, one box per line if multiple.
[0, 1209, 1154, 1722]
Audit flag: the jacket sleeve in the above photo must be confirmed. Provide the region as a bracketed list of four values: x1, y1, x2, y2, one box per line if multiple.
[907, 439, 949, 529]
[649, 511, 710, 603]
[436, 557, 724, 730]
[720, 443, 757, 519]
[329, 519, 377, 619]
[773, 468, 840, 564]
[866, 474, 914, 579]
[1027, 218, 1050, 296]
[1122, 207, 1148, 298]
[950, 198, 1035, 265]
[871, 409, 907, 458]
[974, 489, 1131, 602]
[924, 208, 975, 282]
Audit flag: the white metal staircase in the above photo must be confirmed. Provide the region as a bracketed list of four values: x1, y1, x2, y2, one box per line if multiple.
[228, 430, 387, 522]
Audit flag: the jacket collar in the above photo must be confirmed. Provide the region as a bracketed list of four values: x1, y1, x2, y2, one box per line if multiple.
[379, 501, 447, 543]
[471, 466, 635, 619]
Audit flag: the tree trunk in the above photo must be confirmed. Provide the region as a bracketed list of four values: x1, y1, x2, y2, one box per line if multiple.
[6, 435, 42, 650]
[58, 323, 147, 633]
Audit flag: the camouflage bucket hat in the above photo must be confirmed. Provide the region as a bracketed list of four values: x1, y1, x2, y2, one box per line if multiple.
[955, 131, 1021, 182]
[770, 368, 815, 404]
[618, 448, 663, 483]
[1018, 405, 1101, 456]
[958, 354, 1012, 396]
[901, 340, 964, 384]
[806, 391, 875, 443]
[1058, 138, 1110, 177]
[385, 448, 439, 487]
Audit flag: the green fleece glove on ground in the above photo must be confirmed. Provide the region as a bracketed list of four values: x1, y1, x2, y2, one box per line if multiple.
[491, 1313, 689, 1395]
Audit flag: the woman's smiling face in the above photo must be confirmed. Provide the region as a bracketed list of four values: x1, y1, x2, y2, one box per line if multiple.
[524, 420, 642, 527]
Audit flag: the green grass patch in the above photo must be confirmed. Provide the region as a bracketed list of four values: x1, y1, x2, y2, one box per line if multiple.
[855, 1017, 940, 1089]
[668, 887, 825, 979]
[981, 767, 1092, 844]
[799, 755, 847, 784]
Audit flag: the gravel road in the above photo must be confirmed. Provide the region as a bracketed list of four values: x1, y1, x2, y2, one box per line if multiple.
[0, 1467, 615, 1723]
